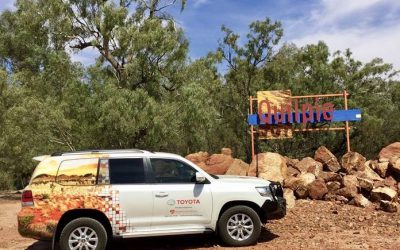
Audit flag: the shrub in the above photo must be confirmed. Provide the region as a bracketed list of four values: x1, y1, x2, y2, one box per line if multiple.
[0, 171, 15, 190]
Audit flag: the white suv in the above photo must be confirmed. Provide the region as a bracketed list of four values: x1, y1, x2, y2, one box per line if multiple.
[18, 150, 286, 249]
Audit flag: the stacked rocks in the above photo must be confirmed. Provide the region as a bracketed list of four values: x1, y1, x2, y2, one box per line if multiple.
[186, 142, 400, 213]
[282, 143, 400, 213]
[185, 148, 249, 176]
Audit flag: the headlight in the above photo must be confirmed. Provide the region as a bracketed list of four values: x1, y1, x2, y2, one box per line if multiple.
[256, 187, 270, 197]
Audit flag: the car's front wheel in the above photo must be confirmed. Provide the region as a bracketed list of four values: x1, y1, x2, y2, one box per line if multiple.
[59, 217, 108, 250]
[217, 205, 261, 246]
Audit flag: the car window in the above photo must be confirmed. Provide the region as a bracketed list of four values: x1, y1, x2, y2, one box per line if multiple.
[150, 158, 197, 184]
[56, 158, 98, 186]
[109, 158, 146, 184]
[97, 159, 110, 185]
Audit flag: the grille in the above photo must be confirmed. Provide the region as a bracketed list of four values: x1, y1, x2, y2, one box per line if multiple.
[269, 182, 283, 197]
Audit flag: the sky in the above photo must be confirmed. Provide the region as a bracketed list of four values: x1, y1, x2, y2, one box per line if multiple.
[1, 0, 400, 70]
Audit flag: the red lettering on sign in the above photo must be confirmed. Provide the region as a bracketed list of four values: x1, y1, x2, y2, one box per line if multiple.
[322, 103, 334, 121]
[273, 104, 291, 124]
[294, 99, 300, 123]
[315, 98, 321, 122]
[257, 98, 335, 125]
[302, 103, 313, 125]
[258, 99, 272, 124]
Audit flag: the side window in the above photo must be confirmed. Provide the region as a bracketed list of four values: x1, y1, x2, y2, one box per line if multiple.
[97, 159, 110, 185]
[109, 158, 146, 184]
[150, 158, 197, 184]
[56, 158, 98, 186]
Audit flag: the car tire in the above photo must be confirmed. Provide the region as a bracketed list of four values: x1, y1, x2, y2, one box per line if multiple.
[217, 205, 261, 247]
[59, 217, 107, 250]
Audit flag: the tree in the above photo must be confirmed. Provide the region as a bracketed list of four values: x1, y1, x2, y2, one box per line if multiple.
[43, 0, 188, 90]
[217, 19, 399, 160]
[0, 1, 399, 190]
[0, 0, 219, 189]
[216, 18, 283, 160]
[260, 42, 399, 158]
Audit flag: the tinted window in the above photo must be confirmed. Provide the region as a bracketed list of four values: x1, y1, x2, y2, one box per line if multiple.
[109, 158, 145, 184]
[150, 159, 197, 183]
[56, 158, 98, 186]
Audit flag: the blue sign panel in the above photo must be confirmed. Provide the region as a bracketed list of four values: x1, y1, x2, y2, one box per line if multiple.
[247, 109, 362, 126]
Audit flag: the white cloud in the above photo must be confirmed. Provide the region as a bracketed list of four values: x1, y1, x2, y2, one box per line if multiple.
[310, 0, 383, 26]
[193, 0, 208, 8]
[292, 23, 400, 70]
[287, 0, 400, 71]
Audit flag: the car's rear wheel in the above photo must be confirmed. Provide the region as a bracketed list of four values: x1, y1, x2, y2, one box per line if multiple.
[217, 205, 261, 246]
[59, 217, 107, 250]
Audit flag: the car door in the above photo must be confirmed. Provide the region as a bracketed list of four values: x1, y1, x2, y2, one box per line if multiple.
[149, 157, 213, 231]
[105, 157, 154, 234]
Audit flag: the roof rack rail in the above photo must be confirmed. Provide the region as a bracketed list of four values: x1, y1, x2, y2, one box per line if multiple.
[50, 149, 150, 156]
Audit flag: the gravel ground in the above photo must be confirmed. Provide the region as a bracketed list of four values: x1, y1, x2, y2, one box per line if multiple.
[1, 197, 400, 250]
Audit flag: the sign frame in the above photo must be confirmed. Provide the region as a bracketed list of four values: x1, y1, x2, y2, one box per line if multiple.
[248, 90, 360, 171]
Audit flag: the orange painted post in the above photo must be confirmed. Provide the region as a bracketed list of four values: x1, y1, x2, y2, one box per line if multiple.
[344, 90, 351, 152]
[249, 96, 255, 163]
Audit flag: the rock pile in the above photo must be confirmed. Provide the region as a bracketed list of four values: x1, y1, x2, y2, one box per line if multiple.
[185, 148, 249, 176]
[186, 142, 400, 213]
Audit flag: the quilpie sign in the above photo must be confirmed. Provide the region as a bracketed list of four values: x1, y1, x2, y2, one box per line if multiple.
[247, 90, 362, 139]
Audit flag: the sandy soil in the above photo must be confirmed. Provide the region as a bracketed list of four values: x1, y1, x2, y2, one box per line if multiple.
[1, 196, 400, 250]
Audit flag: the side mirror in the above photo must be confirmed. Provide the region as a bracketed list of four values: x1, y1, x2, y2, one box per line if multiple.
[195, 172, 206, 183]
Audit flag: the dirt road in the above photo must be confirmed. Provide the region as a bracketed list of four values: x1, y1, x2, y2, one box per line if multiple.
[2, 197, 400, 250]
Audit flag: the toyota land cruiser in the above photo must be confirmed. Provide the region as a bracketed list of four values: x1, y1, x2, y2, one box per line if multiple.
[18, 150, 286, 250]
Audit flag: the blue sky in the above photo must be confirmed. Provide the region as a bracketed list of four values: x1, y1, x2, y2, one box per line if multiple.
[1, 0, 400, 70]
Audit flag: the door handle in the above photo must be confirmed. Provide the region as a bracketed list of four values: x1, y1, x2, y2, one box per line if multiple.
[155, 192, 169, 198]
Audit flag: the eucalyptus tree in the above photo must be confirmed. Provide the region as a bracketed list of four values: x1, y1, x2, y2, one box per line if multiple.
[40, 0, 188, 92]
[216, 18, 283, 160]
[260, 42, 399, 158]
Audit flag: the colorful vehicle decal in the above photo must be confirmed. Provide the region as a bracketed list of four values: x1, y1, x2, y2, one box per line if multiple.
[17, 155, 132, 240]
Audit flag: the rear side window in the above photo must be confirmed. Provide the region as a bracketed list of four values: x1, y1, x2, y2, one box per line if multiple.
[109, 158, 146, 184]
[56, 158, 99, 186]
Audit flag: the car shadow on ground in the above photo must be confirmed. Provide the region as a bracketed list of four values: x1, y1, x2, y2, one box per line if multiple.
[25, 227, 278, 250]
[26, 240, 51, 250]
[111, 227, 278, 250]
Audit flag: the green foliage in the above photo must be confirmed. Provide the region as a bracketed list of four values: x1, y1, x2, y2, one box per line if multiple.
[0, 171, 14, 190]
[0, 1, 399, 190]
[41, 0, 189, 90]
[216, 18, 284, 160]
[217, 22, 399, 160]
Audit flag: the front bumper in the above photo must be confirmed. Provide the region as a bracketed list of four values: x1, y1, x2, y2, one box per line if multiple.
[261, 197, 286, 220]
[260, 182, 286, 221]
